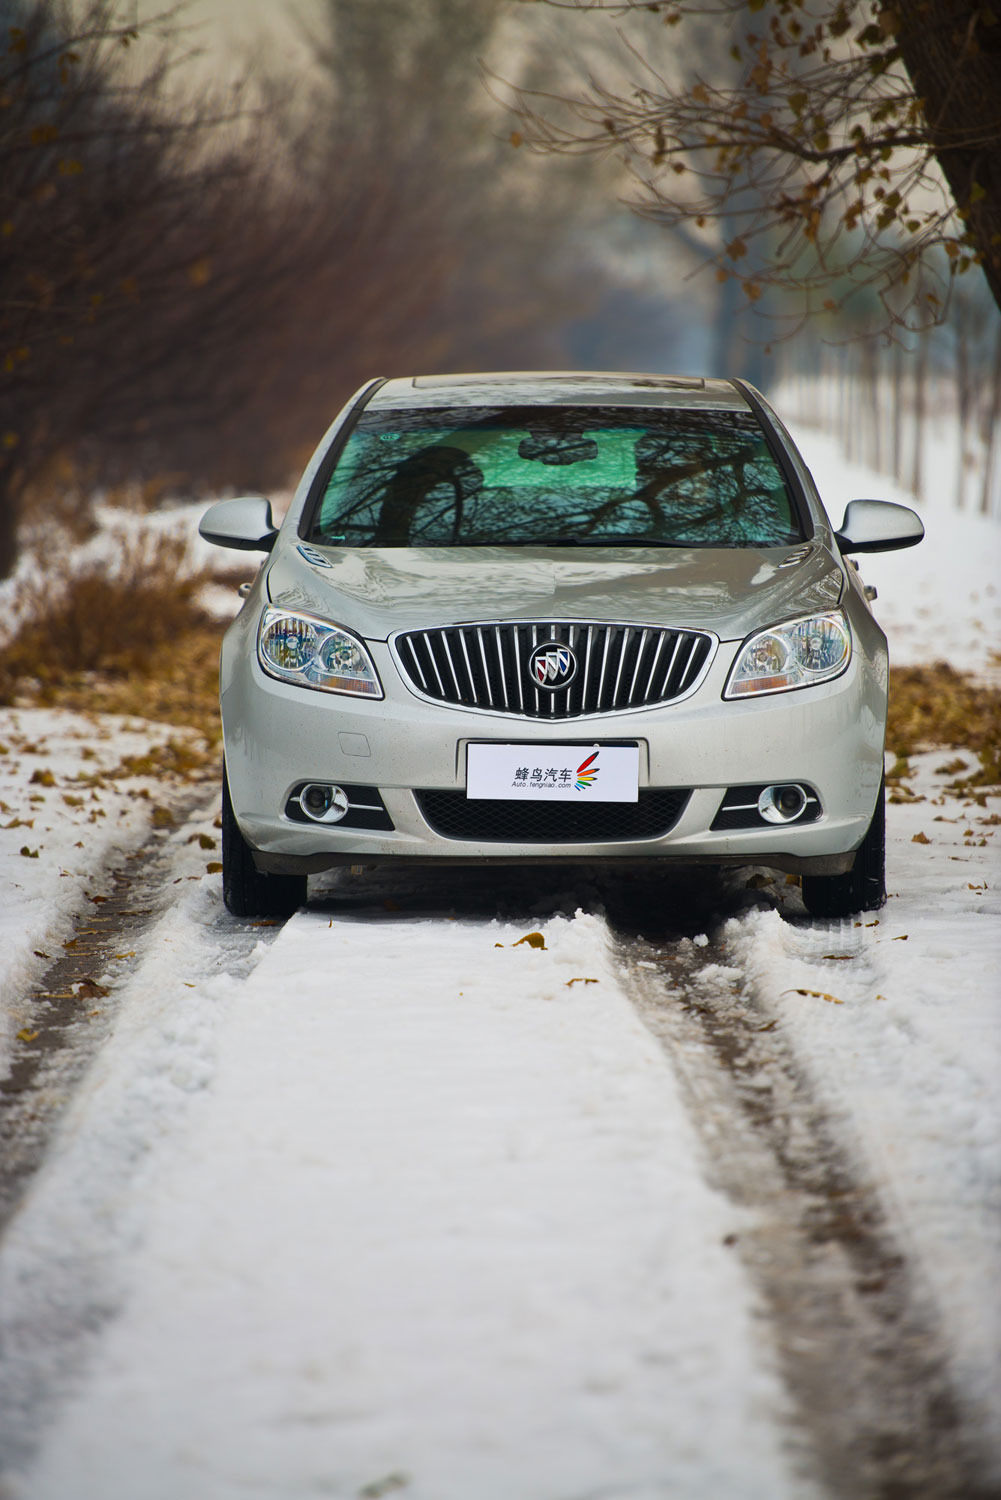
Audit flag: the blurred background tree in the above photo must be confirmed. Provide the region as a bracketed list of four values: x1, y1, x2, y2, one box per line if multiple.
[2, 0, 998, 581]
[509, 0, 1001, 330]
[0, 0, 303, 575]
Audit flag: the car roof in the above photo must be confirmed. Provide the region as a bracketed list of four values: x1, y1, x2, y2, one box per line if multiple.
[368, 372, 751, 411]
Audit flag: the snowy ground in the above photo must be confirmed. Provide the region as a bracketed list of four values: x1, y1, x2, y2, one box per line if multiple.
[0, 427, 998, 1498]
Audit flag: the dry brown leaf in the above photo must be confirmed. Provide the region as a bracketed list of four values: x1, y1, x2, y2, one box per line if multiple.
[514, 932, 547, 950]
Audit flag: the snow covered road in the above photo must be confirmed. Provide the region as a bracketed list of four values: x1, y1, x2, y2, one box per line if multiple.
[1, 881, 816, 1500]
[1, 800, 998, 1498]
[1, 424, 999, 1498]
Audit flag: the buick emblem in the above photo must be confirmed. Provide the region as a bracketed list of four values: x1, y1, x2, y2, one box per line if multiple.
[528, 641, 577, 689]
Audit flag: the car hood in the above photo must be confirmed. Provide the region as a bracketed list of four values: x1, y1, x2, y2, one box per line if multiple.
[265, 541, 844, 642]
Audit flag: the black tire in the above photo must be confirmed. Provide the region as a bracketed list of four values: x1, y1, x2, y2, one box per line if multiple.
[221, 764, 307, 919]
[801, 775, 886, 920]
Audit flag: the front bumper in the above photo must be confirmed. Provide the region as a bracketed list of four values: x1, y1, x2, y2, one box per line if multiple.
[220, 607, 887, 878]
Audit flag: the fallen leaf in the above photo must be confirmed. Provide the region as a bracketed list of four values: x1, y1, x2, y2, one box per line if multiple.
[205, 862, 223, 873]
[514, 932, 546, 950]
[76, 978, 110, 999]
[17, 1029, 39, 1043]
[19, 845, 39, 858]
[782, 988, 842, 1004]
[33, 950, 49, 959]
[911, 831, 931, 844]
[892, 934, 908, 941]
[566, 977, 598, 987]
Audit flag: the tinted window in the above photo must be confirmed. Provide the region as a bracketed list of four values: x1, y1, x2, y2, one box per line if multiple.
[310, 405, 802, 548]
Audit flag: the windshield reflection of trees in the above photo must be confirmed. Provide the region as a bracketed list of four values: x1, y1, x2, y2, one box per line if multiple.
[314, 408, 799, 547]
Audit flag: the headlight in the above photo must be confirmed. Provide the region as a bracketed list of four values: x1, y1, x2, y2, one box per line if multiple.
[724, 611, 851, 698]
[257, 607, 383, 697]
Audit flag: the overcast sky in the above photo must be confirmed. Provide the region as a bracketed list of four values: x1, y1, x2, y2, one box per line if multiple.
[136, 0, 320, 84]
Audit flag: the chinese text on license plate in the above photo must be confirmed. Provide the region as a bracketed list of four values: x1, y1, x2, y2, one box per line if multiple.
[466, 744, 639, 802]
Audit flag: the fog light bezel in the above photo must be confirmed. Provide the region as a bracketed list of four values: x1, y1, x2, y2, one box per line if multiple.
[298, 783, 350, 824]
[757, 783, 809, 824]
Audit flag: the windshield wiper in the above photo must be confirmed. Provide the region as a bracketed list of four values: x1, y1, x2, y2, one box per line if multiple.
[533, 534, 689, 548]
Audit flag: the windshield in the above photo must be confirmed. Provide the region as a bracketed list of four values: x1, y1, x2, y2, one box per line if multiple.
[309, 404, 803, 548]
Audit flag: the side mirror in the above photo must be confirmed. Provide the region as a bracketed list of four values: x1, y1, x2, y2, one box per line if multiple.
[834, 498, 924, 554]
[199, 496, 279, 553]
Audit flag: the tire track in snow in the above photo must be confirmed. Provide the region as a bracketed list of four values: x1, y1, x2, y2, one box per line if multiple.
[617, 916, 995, 1500]
[0, 786, 280, 1232]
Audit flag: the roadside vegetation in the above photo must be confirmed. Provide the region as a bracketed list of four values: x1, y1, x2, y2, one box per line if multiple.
[0, 533, 227, 770]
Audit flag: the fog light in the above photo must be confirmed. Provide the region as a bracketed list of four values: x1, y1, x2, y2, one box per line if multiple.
[298, 783, 350, 823]
[758, 784, 808, 824]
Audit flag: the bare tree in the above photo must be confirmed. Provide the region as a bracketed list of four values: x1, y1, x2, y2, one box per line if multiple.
[508, 0, 1001, 334]
[0, 0, 293, 576]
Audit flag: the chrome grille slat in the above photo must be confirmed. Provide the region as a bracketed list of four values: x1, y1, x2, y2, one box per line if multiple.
[494, 626, 509, 710]
[422, 632, 446, 697]
[404, 636, 429, 693]
[531, 624, 540, 716]
[440, 632, 462, 700]
[660, 634, 684, 697]
[628, 629, 649, 705]
[457, 630, 477, 702]
[395, 621, 713, 719]
[596, 627, 613, 711]
[677, 635, 700, 692]
[475, 627, 493, 708]
[610, 627, 630, 707]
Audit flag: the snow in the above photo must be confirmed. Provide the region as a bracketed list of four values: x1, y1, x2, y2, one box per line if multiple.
[2, 901, 810, 1500]
[728, 746, 1001, 1461]
[0, 710, 206, 1070]
[0, 425, 999, 1496]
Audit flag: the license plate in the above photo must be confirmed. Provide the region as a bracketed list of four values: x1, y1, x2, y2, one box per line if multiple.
[466, 744, 639, 802]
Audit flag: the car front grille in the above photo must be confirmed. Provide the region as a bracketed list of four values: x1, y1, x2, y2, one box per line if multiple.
[414, 789, 690, 843]
[393, 621, 714, 719]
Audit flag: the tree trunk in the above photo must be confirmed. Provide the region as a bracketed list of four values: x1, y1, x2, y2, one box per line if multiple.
[980, 320, 1001, 513]
[0, 462, 21, 582]
[954, 295, 971, 508]
[895, 1, 1001, 316]
[910, 336, 928, 497]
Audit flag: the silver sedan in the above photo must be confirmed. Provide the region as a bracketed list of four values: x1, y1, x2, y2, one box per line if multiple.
[200, 372, 923, 920]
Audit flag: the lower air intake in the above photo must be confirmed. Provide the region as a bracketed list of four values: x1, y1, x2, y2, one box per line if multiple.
[415, 789, 690, 843]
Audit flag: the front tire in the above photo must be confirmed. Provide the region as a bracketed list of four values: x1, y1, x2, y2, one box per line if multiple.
[221, 764, 307, 919]
[801, 776, 886, 920]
